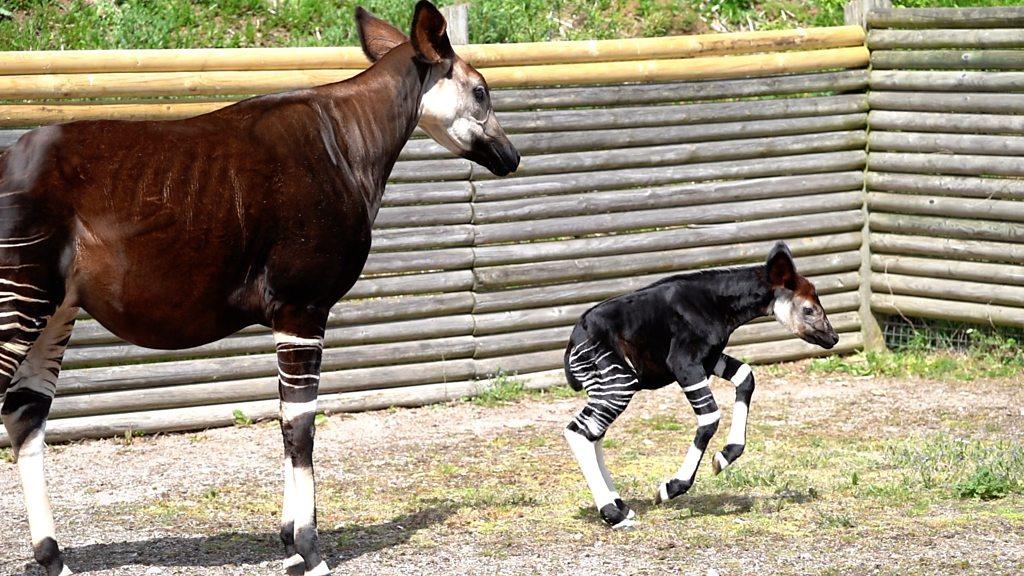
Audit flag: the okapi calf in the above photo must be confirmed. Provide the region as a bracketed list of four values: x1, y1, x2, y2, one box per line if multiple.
[562, 242, 838, 528]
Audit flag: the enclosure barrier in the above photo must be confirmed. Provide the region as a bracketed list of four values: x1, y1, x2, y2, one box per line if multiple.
[865, 6, 1024, 330]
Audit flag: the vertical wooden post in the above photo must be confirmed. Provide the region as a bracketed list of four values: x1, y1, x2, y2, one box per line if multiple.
[440, 4, 469, 45]
[844, 0, 892, 28]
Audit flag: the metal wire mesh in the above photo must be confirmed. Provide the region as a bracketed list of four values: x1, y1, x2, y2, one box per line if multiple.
[882, 315, 1024, 351]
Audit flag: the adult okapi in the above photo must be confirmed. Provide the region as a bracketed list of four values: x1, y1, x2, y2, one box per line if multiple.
[0, 2, 519, 575]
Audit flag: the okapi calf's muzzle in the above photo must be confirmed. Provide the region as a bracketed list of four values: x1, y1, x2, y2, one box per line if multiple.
[767, 242, 840, 350]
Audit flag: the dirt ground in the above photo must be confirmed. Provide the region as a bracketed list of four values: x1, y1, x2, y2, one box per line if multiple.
[2, 363, 1022, 576]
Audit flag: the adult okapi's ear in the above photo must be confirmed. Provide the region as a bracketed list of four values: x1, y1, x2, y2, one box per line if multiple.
[355, 6, 408, 62]
[409, 0, 455, 65]
[766, 241, 797, 290]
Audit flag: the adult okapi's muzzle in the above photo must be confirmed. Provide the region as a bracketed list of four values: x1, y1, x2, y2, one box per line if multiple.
[765, 241, 840, 350]
[461, 118, 520, 176]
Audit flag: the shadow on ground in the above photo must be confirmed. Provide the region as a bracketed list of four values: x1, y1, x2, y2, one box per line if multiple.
[10, 505, 454, 575]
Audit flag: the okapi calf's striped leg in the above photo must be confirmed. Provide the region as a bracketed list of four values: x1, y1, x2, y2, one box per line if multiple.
[2, 299, 78, 576]
[562, 338, 638, 529]
[711, 354, 755, 475]
[654, 364, 721, 504]
[274, 327, 330, 576]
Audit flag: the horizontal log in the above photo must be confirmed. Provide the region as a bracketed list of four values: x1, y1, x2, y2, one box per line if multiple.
[473, 190, 863, 246]
[381, 181, 473, 207]
[866, 172, 1024, 201]
[871, 254, 1024, 287]
[871, 70, 1024, 93]
[473, 210, 863, 269]
[868, 110, 1024, 136]
[869, 212, 1024, 245]
[868, 192, 1024, 225]
[472, 150, 867, 202]
[490, 70, 868, 111]
[870, 233, 1024, 265]
[872, 272, 1024, 308]
[869, 131, 1024, 157]
[868, 29, 1024, 50]
[872, 50, 1024, 71]
[0, 128, 24, 148]
[868, 7, 1024, 29]
[0, 48, 868, 100]
[868, 152, 1024, 178]
[363, 247, 474, 275]
[388, 157, 472, 183]
[469, 130, 866, 182]
[373, 203, 472, 229]
[327, 292, 476, 327]
[868, 90, 1024, 114]
[475, 232, 862, 291]
[372, 224, 475, 252]
[473, 172, 865, 225]
[872, 293, 1024, 329]
[727, 330, 862, 364]
[0, 28, 866, 75]
[400, 113, 867, 161]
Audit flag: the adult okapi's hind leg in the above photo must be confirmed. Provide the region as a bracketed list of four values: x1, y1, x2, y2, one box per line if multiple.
[273, 308, 330, 576]
[1, 263, 77, 576]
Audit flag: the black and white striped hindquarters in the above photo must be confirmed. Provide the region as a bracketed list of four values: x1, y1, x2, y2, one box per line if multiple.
[564, 338, 639, 442]
[711, 353, 755, 474]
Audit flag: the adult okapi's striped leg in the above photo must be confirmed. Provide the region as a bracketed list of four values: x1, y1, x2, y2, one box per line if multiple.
[1, 283, 77, 576]
[563, 338, 638, 528]
[655, 367, 721, 505]
[711, 354, 755, 475]
[274, 329, 330, 576]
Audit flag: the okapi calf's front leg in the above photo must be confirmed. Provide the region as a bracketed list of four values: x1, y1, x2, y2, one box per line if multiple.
[655, 364, 721, 504]
[274, 327, 329, 576]
[711, 354, 755, 475]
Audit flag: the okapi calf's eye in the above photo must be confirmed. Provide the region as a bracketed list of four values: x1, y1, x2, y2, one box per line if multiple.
[561, 240, 839, 528]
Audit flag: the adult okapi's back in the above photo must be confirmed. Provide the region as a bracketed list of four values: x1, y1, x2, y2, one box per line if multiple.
[0, 3, 518, 575]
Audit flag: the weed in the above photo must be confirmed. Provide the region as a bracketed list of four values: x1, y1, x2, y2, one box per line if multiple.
[953, 467, 1014, 501]
[0, 447, 13, 463]
[817, 510, 855, 529]
[471, 369, 526, 407]
[886, 434, 1023, 500]
[315, 412, 328, 427]
[232, 409, 254, 427]
[643, 413, 685, 431]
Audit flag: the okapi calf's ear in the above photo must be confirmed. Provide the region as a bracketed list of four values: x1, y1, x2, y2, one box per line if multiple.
[355, 6, 408, 62]
[410, 0, 456, 65]
[766, 240, 797, 291]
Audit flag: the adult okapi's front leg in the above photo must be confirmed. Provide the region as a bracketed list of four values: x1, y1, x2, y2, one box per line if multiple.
[711, 354, 755, 474]
[274, 316, 329, 576]
[655, 362, 720, 504]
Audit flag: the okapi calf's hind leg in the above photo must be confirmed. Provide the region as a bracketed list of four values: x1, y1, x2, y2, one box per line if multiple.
[563, 338, 638, 528]
[711, 354, 755, 475]
[654, 362, 721, 505]
[273, 320, 330, 576]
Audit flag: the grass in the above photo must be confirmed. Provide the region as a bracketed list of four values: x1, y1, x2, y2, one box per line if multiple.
[470, 369, 528, 406]
[0, 0, 1013, 50]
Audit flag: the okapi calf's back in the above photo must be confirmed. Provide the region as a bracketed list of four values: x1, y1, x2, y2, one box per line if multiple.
[562, 241, 838, 528]
[0, 2, 518, 575]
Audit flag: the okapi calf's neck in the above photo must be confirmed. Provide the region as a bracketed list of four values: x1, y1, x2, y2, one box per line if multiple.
[562, 242, 837, 528]
[0, 3, 517, 575]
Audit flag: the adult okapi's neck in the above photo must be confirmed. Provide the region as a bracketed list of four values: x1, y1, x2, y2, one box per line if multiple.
[707, 266, 776, 334]
[315, 44, 428, 221]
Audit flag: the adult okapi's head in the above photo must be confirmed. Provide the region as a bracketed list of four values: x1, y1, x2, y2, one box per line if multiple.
[765, 241, 839, 349]
[356, 1, 521, 176]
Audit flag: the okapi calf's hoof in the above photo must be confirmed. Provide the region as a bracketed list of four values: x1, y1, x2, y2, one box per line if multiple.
[599, 503, 636, 529]
[615, 498, 635, 521]
[654, 478, 693, 505]
[712, 444, 745, 475]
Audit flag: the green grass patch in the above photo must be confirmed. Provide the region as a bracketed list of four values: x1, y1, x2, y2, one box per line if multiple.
[0, 447, 13, 464]
[232, 409, 254, 427]
[885, 434, 1024, 501]
[471, 369, 527, 407]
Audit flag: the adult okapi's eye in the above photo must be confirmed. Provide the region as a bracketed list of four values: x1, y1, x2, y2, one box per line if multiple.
[802, 306, 815, 316]
[473, 85, 486, 103]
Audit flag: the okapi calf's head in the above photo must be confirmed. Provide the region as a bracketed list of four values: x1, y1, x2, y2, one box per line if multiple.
[357, 1, 521, 176]
[766, 241, 839, 349]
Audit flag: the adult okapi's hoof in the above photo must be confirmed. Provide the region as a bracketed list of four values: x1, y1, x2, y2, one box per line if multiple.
[599, 503, 636, 529]
[654, 478, 692, 505]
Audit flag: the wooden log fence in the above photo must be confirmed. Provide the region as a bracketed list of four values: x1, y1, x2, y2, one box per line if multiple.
[13, 7, 1024, 444]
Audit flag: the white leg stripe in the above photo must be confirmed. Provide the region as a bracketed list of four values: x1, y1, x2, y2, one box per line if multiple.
[731, 364, 752, 386]
[274, 333, 324, 347]
[58, 566, 73, 576]
[681, 379, 710, 392]
[283, 554, 305, 570]
[658, 483, 670, 503]
[564, 428, 614, 509]
[282, 400, 318, 421]
[305, 560, 331, 576]
[292, 466, 316, 531]
[728, 402, 748, 445]
[18, 430, 58, 547]
[715, 451, 730, 472]
[696, 409, 721, 427]
[674, 443, 704, 482]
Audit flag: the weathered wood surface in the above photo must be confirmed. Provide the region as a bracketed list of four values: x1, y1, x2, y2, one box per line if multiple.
[373, 203, 472, 229]
[868, 110, 1024, 136]
[866, 172, 1024, 201]
[872, 254, 1024, 287]
[872, 50, 1024, 71]
[473, 150, 867, 202]
[868, 192, 1024, 224]
[872, 273, 1024, 308]
[868, 152, 1024, 178]
[871, 70, 1024, 92]
[868, 7, 1024, 29]
[872, 294, 1024, 329]
[868, 91, 1024, 114]
[869, 213, 1024, 245]
[0, 27, 865, 75]
[868, 29, 1024, 50]
[869, 131, 1024, 157]
[871, 233, 1024, 264]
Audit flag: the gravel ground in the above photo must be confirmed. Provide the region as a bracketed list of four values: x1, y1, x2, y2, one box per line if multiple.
[1, 364, 1022, 575]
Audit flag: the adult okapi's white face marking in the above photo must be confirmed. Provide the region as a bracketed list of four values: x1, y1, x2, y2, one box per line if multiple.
[419, 60, 519, 176]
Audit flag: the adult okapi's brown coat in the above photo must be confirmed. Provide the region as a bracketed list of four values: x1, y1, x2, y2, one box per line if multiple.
[0, 3, 518, 575]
